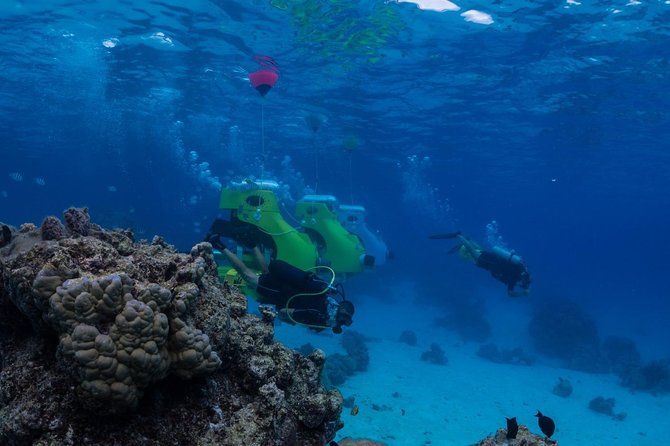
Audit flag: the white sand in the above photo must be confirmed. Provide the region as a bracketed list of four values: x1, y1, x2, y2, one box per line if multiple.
[272, 297, 670, 446]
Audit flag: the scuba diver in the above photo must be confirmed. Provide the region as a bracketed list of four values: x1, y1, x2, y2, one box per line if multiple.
[429, 232, 531, 297]
[205, 220, 355, 334]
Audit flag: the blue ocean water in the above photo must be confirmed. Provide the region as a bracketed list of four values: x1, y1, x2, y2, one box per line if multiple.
[1, 0, 669, 442]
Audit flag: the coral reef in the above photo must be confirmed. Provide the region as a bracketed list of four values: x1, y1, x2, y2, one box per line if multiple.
[551, 377, 573, 398]
[472, 425, 558, 445]
[341, 331, 369, 372]
[477, 343, 535, 366]
[588, 396, 626, 421]
[324, 331, 369, 386]
[398, 330, 417, 346]
[324, 354, 356, 386]
[528, 302, 669, 394]
[601, 336, 641, 378]
[420, 343, 447, 365]
[0, 209, 342, 445]
[528, 299, 607, 373]
[40, 215, 68, 241]
[619, 358, 670, 394]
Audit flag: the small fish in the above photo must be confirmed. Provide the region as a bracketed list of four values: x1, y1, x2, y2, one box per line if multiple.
[107, 185, 117, 192]
[1, 190, 7, 198]
[401, 408, 406, 416]
[536, 410, 555, 438]
[350, 405, 359, 416]
[34, 177, 46, 186]
[8, 172, 23, 182]
[506, 416, 518, 439]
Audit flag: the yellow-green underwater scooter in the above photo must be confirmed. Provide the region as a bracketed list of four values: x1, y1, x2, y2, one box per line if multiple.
[218, 180, 319, 271]
[295, 194, 372, 274]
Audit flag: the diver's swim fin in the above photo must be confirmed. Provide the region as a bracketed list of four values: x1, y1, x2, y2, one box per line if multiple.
[428, 232, 461, 240]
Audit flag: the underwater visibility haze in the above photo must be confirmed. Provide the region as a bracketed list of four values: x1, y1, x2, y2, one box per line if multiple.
[1, 0, 670, 444]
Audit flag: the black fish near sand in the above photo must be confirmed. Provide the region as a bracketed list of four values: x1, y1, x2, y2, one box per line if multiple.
[506, 416, 519, 439]
[535, 410, 555, 438]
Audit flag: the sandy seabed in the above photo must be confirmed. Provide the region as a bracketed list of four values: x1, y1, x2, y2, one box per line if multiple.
[273, 298, 670, 446]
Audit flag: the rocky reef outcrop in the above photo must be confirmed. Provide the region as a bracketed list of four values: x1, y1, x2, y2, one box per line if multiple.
[528, 298, 606, 373]
[0, 208, 342, 445]
[324, 330, 370, 386]
[472, 425, 558, 445]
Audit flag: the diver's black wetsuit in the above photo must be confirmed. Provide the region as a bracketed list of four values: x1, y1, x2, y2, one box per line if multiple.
[256, 260, 331, 327]
[476, 250, 529, 293]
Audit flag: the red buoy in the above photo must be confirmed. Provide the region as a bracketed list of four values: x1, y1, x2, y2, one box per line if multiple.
[249, 55, 279, 97]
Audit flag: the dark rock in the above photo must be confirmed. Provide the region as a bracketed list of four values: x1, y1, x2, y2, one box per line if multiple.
[588, 396, 615, 415]
[40, 216, 67, 241]
[325, 353, 357, 386]
[552, 377, 573, 398]
[341, 330, 369, 372]
[63, 207, 93, 236]
[398, 330, 417, 346]
[588, 396, 627, 421]
[324, 331, 369, 386]
[421, 343, 447, 365]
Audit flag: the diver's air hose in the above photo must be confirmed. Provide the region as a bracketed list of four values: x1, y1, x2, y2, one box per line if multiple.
[283, 265, 336, 329]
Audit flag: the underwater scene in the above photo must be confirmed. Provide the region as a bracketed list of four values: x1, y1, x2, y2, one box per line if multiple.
[1, 0, 669, 445]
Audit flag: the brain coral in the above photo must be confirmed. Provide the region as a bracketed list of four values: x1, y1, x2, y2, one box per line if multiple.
[4, 217, 221, 411]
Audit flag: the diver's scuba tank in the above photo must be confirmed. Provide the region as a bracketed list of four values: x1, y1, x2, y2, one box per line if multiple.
[491, 245, 523, 265]
[268, 260, 328, 294]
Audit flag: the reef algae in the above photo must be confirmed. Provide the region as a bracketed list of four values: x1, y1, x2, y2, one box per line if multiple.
[0, 208, 342, 445]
